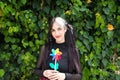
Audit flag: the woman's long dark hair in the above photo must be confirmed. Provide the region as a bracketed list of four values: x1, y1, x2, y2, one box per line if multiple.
[42, 17, 81, 73]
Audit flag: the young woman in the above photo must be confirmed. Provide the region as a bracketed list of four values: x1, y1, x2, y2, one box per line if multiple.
[34, 17, 82, 80]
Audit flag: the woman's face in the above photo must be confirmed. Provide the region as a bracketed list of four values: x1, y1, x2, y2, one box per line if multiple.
[51, 22, 67, 43]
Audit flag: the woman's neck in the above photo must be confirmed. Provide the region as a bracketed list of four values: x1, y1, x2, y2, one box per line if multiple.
[56, 41, 65, 44]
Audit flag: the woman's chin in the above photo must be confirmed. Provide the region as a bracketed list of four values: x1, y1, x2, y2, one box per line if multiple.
[56, 40, 64, 43]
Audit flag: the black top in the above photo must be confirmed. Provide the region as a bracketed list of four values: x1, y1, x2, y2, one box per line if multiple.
[46, 42, 69, 73]
[34, 42, 82, 80]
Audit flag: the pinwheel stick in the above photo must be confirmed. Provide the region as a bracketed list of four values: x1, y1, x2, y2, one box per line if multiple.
[54, 59, 57, 70]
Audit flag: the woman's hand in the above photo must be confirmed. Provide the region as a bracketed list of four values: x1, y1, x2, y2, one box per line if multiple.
[43, 70, 56, 78]
[43, 70, 65, 80]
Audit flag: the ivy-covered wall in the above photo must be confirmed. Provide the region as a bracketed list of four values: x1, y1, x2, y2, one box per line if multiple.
[0, 0, 120, 80]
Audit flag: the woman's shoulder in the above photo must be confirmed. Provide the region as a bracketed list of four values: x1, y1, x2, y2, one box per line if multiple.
[40, 43, 49, 49]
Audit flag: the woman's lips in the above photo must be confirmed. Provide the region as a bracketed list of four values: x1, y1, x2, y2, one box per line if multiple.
[55, 36, 60, 38]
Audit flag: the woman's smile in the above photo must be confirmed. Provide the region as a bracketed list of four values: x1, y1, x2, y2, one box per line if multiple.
[55, 36, 61, 39]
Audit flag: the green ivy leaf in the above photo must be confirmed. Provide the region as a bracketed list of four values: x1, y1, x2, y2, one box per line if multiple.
[82, 67, 90, 80]
[107, 31, 114, 39]
[83, 38, 90, 51]
[117, 15, 120, 23]
[103, 8, 110, 15]
[107, 63, 117, 71]
[22, 39, 28, 48]
[116, 74, 120, 80]
[102, 58, 108, 67]
[95, 13, 105, 29]
[29, 41, 34, 47]
[0, 69, 5, 77]
[101, 1, 108, 6]
[91, 77, 97, 80]
[12, 45, 17, 50]
[80, 6, 87, 12]
[44, 6, 50, 14]
[102, 50, 107, 58]
[51, 10, 56, 17]
[89, 52, 94, 60]
[21, 0, 27, 5]
[108, 1, 116, 13]
[116, 59, 120, 67]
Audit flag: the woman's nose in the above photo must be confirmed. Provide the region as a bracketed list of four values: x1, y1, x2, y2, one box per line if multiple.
[55, 31, 59, 35]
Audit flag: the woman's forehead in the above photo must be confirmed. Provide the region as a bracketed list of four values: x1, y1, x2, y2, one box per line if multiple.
[52, 22, 64, 29]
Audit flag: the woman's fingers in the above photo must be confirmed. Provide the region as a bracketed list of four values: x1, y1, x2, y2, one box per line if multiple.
[48, 72, 65, 80]
[48, 71, 58, 79]
[43, 70, 65, 80]
[43, 70, 59, 79]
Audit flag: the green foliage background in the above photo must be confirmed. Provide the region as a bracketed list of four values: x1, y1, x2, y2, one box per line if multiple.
[0, 0, 120, 80]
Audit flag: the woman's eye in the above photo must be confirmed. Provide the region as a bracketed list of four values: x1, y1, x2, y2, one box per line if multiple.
[58, 28, 62, 31]
[51, 27, 62, 32]
[51, 29, 55, 32]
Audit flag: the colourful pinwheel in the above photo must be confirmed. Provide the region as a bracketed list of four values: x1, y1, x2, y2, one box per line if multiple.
[49, 48, 62, 70]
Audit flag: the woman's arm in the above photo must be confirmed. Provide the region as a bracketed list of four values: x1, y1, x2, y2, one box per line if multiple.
[64, 48, 82, 80]
[34, 68, 44, 77]
[46, 71, 82, 80]
[65, 73, 82, 80]
[34, 45, 45, 77]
